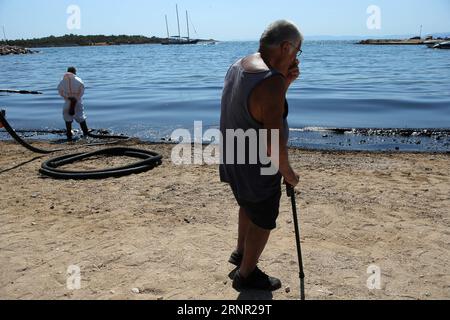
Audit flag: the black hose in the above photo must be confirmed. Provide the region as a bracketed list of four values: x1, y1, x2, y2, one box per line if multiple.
[0, 110, 124, 153]
[1, 109, 59, 154]
[40, 147, 162, 180]
[0, 89, 43, 94]
[1, 109, 163, 180]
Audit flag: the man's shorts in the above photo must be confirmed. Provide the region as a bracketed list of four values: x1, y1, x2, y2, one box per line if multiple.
[230, 186, 282, 231]
[63, 101, 86, 123]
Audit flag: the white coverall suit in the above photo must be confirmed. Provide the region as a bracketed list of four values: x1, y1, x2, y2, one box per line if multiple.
[57, 72, 87, 123]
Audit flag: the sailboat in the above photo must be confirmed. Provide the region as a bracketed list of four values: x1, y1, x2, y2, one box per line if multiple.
[162, 5, 199, 45]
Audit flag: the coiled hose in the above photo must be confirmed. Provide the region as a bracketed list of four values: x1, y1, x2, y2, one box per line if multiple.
[1, 109, 163, 179]
[39, 147, 163, 180]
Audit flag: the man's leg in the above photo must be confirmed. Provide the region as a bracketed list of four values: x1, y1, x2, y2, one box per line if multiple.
[237, 207, 251, 254]
[239, 219, 271, 278]
[65, 122, 73, 141]
[232, 192, 282, 291]
[79, 121, 89, 137]
[233, 218, 281, 291]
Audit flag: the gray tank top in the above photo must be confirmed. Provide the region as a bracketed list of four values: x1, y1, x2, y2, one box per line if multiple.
[219, 58, 289, 202]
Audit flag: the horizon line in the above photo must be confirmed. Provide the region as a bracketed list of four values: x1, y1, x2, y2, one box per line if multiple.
[3, 31, 450, 42]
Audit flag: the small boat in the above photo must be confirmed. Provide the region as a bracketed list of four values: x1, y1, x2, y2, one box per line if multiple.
[424, 40, 442, 48]
[161, 37, 199, 45]
[433, 41, 450, 49]
[162, 5, 198, 45]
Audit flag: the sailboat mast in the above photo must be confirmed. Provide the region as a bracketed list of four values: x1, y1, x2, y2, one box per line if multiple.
[165, 15, 170, 39]
[176, 4, 181, 41]
[186, 11, 190, 41]
[2, 25, 7, 44]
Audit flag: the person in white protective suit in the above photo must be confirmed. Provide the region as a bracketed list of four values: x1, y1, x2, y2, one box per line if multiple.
[57, 67, 89, 140]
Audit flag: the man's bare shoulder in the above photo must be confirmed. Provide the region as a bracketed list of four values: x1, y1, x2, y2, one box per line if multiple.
[241, 53, 270, 73]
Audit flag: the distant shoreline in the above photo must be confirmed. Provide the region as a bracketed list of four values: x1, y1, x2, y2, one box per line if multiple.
[358, 37, 450, 45]
[0, 34, 217, 49]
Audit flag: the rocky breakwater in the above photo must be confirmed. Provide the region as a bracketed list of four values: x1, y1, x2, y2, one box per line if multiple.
[0, 45, 35, 56]
[358, 39, 424, 45]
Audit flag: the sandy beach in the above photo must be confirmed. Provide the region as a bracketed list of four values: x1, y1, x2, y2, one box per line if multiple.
[0, 140, 449, 300]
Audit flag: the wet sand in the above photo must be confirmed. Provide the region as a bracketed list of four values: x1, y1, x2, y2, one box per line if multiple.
[0, 140, 449, 300]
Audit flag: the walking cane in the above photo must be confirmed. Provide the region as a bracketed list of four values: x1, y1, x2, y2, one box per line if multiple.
[287, 185, 306, 300]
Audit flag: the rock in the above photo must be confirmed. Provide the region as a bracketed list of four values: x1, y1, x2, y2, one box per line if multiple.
[184, 218, 191, 224]
[50, 205, 55, 210]
[285, 286, 291, 293]
[110, 290, 115, 294]
[157, 296, 164, 300]
[131, 288, 140, 294]
[31, 193, 39, 198]
[0, 45, 34, 56]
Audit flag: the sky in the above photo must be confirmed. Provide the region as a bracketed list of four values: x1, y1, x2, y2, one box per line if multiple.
[0, 0, 449, 40]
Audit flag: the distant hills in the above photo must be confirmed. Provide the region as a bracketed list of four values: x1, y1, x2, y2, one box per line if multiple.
[3, 32, 449, 46]
[0, 34, 216, 48]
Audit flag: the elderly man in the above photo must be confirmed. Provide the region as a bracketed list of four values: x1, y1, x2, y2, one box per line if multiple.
[57, 67, 89, 141]
[220, 20, 302, 291]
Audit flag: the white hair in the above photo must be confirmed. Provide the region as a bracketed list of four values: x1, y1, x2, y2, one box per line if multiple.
[260, 20, 303, 49]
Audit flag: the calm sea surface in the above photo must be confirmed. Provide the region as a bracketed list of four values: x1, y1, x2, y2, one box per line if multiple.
[1, 41, 449, 151]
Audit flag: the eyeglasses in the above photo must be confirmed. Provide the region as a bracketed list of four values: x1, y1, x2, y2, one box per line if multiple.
[288, 42, 303, 57]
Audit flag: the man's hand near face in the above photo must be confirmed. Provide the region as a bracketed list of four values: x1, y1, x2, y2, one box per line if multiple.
[286, 59, 300, 88]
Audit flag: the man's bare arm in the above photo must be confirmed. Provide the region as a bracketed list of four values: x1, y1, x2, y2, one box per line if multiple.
[253, 76, 299, 187]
